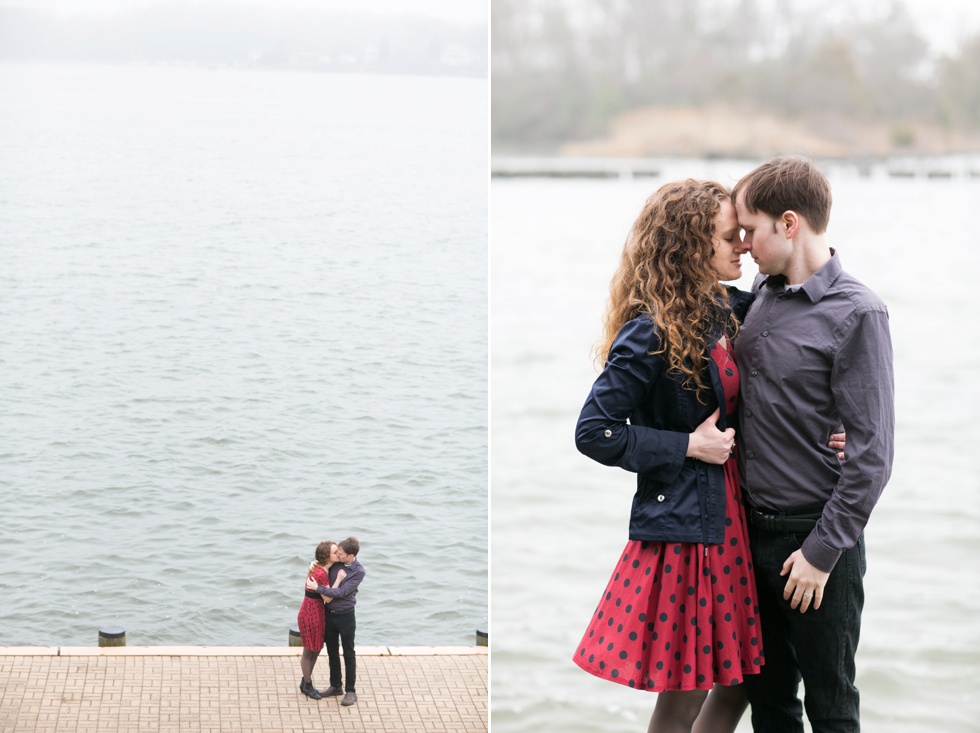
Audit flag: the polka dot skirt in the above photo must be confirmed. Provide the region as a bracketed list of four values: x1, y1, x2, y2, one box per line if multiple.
[297, 566, 330, 650]
[573, 340, 764, 692]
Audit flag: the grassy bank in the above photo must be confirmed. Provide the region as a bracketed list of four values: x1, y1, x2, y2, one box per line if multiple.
[557, 105, 980, 159]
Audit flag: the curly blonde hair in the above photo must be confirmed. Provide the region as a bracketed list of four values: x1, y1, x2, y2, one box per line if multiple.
[596, 179, 738, 395]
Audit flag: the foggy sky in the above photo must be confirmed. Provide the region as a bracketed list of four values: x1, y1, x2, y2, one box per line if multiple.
[0, 0, 487, 24]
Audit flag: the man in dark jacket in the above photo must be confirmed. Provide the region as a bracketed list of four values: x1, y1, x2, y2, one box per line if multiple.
[307, 536, 365, 707]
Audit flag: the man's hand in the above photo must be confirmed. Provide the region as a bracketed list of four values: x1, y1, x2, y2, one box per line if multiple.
[686, 409, 735, 465]
[306, 575, 318, 591]
[781, 550, 830, 613]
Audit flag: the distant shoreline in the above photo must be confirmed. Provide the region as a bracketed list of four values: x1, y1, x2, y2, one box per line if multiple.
[0, 58, 486, 80]
[496, 104, 980, 161]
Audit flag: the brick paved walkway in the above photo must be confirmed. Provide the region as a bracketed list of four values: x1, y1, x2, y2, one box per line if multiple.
[0, 646, 487, 733]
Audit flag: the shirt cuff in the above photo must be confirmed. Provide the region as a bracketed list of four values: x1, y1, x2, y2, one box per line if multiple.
[800, 533, 842, 574]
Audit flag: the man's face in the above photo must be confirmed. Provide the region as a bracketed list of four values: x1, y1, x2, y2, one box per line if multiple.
[335, 546, 349, 563]
[711, 198, 745, 282]
[735, 190, 791, 276]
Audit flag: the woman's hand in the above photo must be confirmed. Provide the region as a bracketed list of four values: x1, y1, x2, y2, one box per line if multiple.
[306, 575, 318, 591]
[335, 569, 347, 585]
[828, 431, 845, 460]
[686, 408, 735, 465]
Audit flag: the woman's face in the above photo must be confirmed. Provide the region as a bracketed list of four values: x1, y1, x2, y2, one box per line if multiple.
[711, 198, 745, 282]
[328, 544, 340, 563]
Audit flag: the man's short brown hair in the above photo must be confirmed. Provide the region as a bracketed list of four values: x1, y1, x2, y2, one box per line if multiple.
[340, 537, 359, 557]
[732, 155, 832, 234]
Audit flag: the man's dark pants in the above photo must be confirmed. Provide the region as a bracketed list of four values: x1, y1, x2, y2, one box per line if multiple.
[324, 608, 357, 693]
[745, 525, 866, 733]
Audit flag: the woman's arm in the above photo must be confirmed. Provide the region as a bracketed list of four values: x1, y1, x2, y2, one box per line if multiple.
[575, 317, 695, 480]
[321, 569, 346, 603]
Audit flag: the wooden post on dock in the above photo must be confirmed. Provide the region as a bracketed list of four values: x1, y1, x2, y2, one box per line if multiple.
[98, 626, 126, 647]
[288, 627, 303, 647]
[476, 626, 488, 647]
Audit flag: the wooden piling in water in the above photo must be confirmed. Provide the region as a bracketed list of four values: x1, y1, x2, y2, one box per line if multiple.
[98, 626, 126, 647]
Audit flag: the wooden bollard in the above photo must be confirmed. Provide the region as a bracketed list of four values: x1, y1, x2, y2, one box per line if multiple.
[98, 626, 126, 647]
[476, 626, 488, 647]
[289, 627, 303, 647]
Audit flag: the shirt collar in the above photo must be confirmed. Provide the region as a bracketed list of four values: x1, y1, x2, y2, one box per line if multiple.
[762, 249, 841, 304]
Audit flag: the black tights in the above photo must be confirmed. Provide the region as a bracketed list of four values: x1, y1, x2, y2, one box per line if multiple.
[300, 648, 320, 684]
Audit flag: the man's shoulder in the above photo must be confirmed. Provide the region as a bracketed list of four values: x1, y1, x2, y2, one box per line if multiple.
[830, 269, 888, 315]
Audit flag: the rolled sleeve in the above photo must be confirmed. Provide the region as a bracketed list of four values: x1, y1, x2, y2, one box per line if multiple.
[575, 317, 688, 483]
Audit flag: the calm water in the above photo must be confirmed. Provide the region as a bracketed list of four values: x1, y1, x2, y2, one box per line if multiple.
[0, 63, 487, 647]
[491, 159, 980, 732]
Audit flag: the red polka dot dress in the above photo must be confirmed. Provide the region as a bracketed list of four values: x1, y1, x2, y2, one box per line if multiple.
[297, 566, 329, 650]
[573, 340, 764, 692]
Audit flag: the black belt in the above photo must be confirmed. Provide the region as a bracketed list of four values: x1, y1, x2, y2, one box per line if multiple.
[747, 506, 822, 533]
[305, 590, 321, 599]
[327, 607, 355, 616]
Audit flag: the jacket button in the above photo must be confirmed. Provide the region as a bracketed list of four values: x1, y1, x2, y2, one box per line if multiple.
[603, 429, 612, 438]
[657, 494, 665, 502]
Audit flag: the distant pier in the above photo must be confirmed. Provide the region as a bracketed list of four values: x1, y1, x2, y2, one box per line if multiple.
[492, 156, 661, 179]
[492, 155, 980, 181]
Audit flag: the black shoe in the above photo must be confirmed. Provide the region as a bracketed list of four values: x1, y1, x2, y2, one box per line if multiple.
[300, 680, 322, 700]
[320, 685, 343, 697]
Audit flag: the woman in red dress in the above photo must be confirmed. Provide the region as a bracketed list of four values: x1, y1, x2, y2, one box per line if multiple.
[573, 180, 759, 732]
[297, 541, 346, 700]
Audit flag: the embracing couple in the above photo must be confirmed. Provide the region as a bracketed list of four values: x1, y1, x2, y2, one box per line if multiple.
[296, 536, 365, 707]
[573, 156, 895, 733]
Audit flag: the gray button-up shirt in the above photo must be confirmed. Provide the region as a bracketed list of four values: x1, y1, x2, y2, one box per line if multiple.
[735, 251, 895, 572]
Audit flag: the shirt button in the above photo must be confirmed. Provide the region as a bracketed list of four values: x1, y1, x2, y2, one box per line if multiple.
[603, 429, 612, 438]
[657, 495, 666, 502]
[747, 451, 756, 459]
[746, 411, 753, 418]
[750, 370, 758, 376]
[762, 330, 769, 337]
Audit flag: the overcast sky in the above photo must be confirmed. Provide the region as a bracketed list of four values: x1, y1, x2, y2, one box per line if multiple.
[898, 0, 980, 52]
[0, 0, 488, 24]
[1, 0, 979, 50]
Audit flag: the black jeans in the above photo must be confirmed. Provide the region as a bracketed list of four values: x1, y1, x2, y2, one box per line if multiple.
[745, 525, 866, 733]
[324, 608, 357, 692]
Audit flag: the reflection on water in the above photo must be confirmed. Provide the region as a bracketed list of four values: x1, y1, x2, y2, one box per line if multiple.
[490, 160, 980, 732]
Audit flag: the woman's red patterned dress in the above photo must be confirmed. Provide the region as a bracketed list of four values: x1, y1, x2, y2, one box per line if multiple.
[573, 339, 764, 691]
[297, 566, 330, 650]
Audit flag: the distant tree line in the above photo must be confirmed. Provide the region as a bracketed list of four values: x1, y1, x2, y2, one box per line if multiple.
[0, 3, 487, 78]
[492, 0, 980, 150]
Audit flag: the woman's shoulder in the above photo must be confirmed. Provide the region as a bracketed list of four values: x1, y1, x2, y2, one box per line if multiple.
[607, 313, 660, 363]
[725, 285, 755, 323]
[311, 566, 330, 582]
[612, 313, 663, 353]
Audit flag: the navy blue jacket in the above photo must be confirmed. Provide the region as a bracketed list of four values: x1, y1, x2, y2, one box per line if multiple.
[575, 288, 753, 544]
